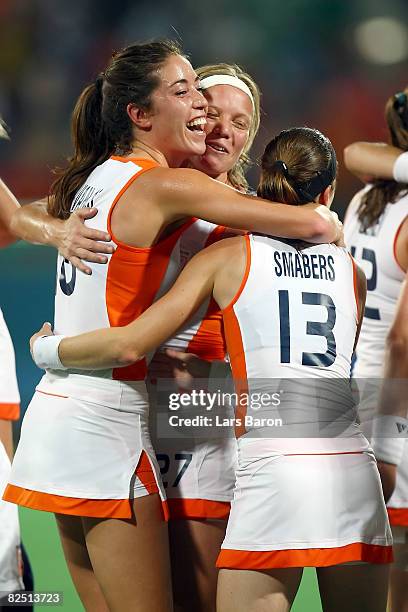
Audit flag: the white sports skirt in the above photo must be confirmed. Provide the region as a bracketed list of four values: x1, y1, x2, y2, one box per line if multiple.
[217, 437, 392, 569]
[3, 373, 167, 519]
[149, 378, 237, 520]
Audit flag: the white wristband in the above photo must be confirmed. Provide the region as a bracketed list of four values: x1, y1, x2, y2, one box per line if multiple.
[32, 335, 67, 370]
[393, 151, 408, 183]
[371, 414, 408, 466]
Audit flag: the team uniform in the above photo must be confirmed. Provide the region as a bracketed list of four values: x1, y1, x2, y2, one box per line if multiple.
[216, 234, 392, 569]
[345, 189, 408, 544]
[0, 308, 24, 592]
[150, 219, 237, 520]
[3, 157, 197, 520]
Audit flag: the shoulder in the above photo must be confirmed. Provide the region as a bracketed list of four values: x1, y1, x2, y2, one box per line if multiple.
[190, 235, 246, 267]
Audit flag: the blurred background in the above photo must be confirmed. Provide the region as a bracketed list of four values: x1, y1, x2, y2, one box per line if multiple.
[0, 1, 407, 608]
[1, 0, 408, 203]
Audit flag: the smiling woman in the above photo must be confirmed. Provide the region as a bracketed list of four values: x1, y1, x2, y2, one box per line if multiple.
[2, 38, 341, 612]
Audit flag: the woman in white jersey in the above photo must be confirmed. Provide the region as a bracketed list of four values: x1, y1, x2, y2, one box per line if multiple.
[2, 40, 341, 612]
[31, 127, 391, 612]
[344, 88, 408, 612]
[149, 63, 260, 612]
[0, 61, 260, 611]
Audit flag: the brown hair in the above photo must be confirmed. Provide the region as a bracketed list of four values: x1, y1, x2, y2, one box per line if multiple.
[358, 88, 408, 230]
[257, 127, 336, 204]
[49, 39, 182, 219]
[196, 63, 261, 192]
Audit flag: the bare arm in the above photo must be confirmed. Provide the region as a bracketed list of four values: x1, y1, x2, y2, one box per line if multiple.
[352, 262, 367, 353]
[153, 168, 341, 244]
[381, 275, 408, 407]
[0, 178, 20, 247]
[0, 178, 114, 273]
[375, 272, 408, 500]
[344, 142, 401, 183]
[32, 239, 241, 370]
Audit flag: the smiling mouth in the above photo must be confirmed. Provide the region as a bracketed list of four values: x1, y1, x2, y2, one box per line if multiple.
[186, 117, 206, 133]
[207, 142, 228, 154]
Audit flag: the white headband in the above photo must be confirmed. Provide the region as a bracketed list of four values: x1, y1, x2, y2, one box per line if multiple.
[200, 74, 255, 108]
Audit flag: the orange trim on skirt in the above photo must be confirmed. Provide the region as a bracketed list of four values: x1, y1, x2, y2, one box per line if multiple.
[217, 542, 393, 569]
[168, 498, 230, 520]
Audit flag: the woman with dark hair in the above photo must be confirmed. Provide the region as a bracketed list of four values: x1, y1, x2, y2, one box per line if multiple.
[149, 62, 261, 612]
[344, 89, 408, 612]
[2, 39, 340, 611]
[30, 127, 391, 612]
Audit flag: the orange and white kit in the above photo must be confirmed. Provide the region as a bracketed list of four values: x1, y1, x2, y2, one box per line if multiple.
[4, 157, 197, 519]
[0, 309, 24, 592]
[151, 218, 237, 520]
[216, 234, 392, 569]
[345, 189, 408, 532]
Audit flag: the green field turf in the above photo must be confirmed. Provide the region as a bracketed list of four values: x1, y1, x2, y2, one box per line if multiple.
[20, 507, 322, 611]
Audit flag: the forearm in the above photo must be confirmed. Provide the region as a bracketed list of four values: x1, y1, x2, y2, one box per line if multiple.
[344, 142, 401, 181]
[0, 178, 20, 246]
[59, 327, 142, 369]
[163, 169, 340, 243]
[11, 201, 65, 247]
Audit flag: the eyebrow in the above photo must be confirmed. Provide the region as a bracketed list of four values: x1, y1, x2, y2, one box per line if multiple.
[169, 76, 201, 88]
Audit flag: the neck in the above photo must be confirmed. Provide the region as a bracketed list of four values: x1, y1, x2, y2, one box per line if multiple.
[130, 139, 169, 167]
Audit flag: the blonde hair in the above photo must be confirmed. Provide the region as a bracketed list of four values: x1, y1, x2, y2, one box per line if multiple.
[196, 63, 261, 191]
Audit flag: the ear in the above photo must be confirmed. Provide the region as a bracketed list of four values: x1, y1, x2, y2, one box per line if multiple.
[126, 103, 152, 129]
[317, 184, 333, 206]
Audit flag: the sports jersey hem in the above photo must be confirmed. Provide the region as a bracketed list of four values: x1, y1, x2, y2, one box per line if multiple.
[221, 234, 251, 313]
[167, 498, 230, 520]
[388, 507, 408, 526]
[0, 403, 20, 420]
[3, 484, 169, 521]
[216, 542, 393, 569]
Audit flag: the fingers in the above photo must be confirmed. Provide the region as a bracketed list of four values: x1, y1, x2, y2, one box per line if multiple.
[68, 256, 92, 275]
[165, 349, 185, 360]
[76, 227, 113, 245]
[75, 236, 114, 254]
[29, 322, 53, 354]
[74, 207, 98, 220]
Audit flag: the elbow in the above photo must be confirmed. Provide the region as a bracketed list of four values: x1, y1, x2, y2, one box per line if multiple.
[303, 214, 334, 243]
[114, 341, 143, 368]
[343, 144, 359, 171]
[386, 330, 408, 360]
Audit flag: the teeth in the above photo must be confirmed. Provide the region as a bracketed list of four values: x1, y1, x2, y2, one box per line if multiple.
[187, 117, 207, 128]
[209, 143, 227, 153]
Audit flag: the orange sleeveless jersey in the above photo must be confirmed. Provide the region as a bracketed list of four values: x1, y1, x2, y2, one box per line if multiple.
[52, 157, 195, 382]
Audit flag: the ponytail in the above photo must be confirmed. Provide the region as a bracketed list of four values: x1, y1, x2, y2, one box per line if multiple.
[258, 127, 336, 206]
[358, 89, 408, 230]
[48, 78, 113, 219]
[48, 39, 181, 219]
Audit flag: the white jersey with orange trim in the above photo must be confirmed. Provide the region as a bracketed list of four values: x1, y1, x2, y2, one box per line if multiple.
[223, 233, 366, 452]
[217, 233, 391, 568]
[151, 219, 235, 520]
[0, 308, 20, 420]
[5, 156, 200, 519]
[48, 156, 194, 386]
[0, 308, 23, 592]
[345, 188, 408, 527]
[344, 188, 408, 377]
